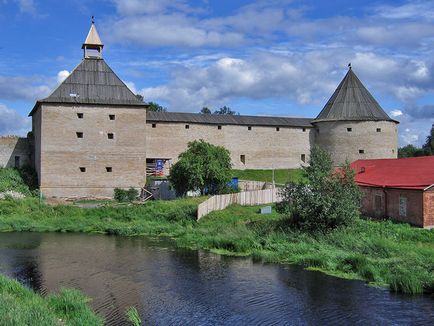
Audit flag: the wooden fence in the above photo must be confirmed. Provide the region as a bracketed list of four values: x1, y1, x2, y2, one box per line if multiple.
[197, 188, 282, 220]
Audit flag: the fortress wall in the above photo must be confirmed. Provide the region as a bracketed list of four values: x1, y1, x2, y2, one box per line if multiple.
[32, 108, 42, 181]
[38, 104, 147, 198]
[314, 120, 398, 166]
[146, 122, 315, 170]
[0, 136, 31, 168]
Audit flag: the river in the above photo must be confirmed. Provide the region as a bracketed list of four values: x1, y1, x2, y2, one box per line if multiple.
[0, 232, 432, 325]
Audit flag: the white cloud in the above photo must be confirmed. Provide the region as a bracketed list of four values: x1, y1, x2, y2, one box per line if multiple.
[57, 70, 69, 83]
[0, 104, 31, 136]
[113, 0, 195, 15]
[373, 1, 434, 21]
[123, 81, 137, 94]
[390, 110, 403, 117]
[17, 0, 36, 15]
[0, 76, 51, 101]
[135, 47, 434, 113]
[106, 14, 244, 48]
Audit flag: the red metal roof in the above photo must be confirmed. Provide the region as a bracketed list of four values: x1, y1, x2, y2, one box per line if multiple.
[350, 156, 434, 190]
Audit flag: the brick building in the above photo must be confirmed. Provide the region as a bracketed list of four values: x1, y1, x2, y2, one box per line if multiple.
[351, 157, 434, 228]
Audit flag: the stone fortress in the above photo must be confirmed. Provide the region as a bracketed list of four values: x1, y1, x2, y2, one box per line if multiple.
[0, 23, 398, 198]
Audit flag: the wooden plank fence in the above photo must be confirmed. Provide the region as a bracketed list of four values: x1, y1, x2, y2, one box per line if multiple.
[197, 188, 282, 220]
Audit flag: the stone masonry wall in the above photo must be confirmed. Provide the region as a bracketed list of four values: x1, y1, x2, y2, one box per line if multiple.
[38, 104, 147, 198]
[423, 190, 434, 228]
[0, 136, 31, 168]
[146, 122, 315, 170]
[314, 120, 398, 166]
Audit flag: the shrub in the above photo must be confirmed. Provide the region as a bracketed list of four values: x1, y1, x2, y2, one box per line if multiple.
[114, 188, 138, 202]
[280, 146, 361, 232]
[126, 188, 139, 201]
[0, 167, 31, 196]
[169, 140, 232, 196]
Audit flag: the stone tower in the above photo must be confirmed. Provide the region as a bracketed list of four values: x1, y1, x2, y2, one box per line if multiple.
[313, 66, 398, 165]
[29, 21, 148, 198]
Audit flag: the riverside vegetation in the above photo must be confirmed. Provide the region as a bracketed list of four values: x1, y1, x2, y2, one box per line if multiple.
[0, 274, 102, 325]
[0, 161, 433, 303]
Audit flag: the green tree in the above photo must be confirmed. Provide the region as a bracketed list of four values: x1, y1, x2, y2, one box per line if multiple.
[280, 146, 361, 232]
[169, 140, 232, 196]
[135, 94, 144, 102]
[398, 144, 426, 158]
[200, 107, 211, 114]
[422, 124, 433, 155]
[213, 106, 238, 115]
[147, 101, 167, 112]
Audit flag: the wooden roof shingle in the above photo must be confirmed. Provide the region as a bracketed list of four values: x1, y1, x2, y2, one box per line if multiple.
[147, 111, 314, 128]
[29, 58, 144, 116]
[314, 68, 397, 123]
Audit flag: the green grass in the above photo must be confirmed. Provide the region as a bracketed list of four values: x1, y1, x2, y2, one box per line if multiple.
[0, 197, 433, 295]
[232, 169, 305, 184]
[0, 167, 33, 195]
[0, 274, 102, 325]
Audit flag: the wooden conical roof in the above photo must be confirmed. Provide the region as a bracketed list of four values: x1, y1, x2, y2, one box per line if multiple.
[82, 22, 103, 49]
[314, 68, 395, 122]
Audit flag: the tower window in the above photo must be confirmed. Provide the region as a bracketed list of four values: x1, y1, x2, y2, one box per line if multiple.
[302, 128, 306, 132]
[359, 149, 365, 154]
[14, 156, 20, 168]
[376, 128, 381, 132]
[107, 133, 114, 139]
[152, 123, 156, 128]
[106, 167, 112, 172]
[185, 124, 190, 129]
[218, 125, 222, 130]
[392, 149, 395, 153]
[109, 114, 115, 120]
[77, 113, 83, 119]
[248, 126, 252, 131]
[79, 167, 86, 172]
[240, 155, 246, 164]
[276, 127, 280, 131]
[301, 154, 306, 163]
[76, 132, 83, 138]
[347, 128, 352, 132]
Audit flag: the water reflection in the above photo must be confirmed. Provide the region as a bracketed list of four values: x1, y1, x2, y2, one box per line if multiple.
[0, 233, 432, 325]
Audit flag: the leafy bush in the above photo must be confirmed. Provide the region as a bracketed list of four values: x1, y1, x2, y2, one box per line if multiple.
[114, 188, 138, 202]
[0, 167, 32, 196]
[280, 146, 361, 232]
[169, 140, 232, 196]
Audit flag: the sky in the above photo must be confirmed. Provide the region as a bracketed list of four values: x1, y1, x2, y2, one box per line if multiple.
[0, 0, 433, 146]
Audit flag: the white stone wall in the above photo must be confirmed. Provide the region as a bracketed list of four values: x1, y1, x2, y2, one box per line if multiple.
[146, 122, 314, 170]
[0, 137, 30, 168]
[37, 104, 147, 198]
[314, 120, 398, 165]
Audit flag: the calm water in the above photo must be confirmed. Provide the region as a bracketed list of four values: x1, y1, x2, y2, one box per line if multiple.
[0, 233, 432, 325]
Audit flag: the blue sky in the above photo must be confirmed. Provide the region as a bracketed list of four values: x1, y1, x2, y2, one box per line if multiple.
[1, 0, 433, 146]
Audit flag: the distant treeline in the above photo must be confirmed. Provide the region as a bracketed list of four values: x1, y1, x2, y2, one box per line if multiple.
[398, 124, 433, 158]
[135, 95, 239, 115]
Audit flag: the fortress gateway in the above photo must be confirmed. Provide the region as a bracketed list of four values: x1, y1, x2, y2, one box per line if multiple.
[2, 23, 398, 198]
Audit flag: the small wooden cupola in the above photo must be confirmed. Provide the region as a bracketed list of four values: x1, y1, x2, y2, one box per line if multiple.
[82, 17, 104, 59]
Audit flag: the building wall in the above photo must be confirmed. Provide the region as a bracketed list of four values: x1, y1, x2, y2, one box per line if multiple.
[32, 108, 42, 181]
[423, 190, 434, 228]
[146, 122, 315, 170]
[0, 136, 31, 168]
[360, 186, 426, 227]
[314, 120, 398, 166]
[38, 104, 147, 198]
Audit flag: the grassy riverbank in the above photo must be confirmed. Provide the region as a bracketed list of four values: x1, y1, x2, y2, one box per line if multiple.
[0, 274, 102, 325]
[0, 197, 433, 295]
